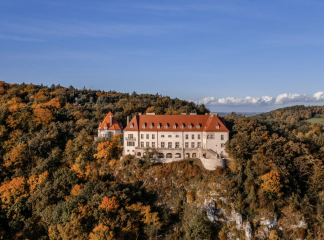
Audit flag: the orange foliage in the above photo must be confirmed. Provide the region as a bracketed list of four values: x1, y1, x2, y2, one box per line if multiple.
[6, 115, 19, 128]
[71, 184, 83, 196]
[89, 223, 114, 240]
[71, 164, 84, 178]
[32, 91, 49, 103]
[0, 177, 27, 205]
[261, 170, 282, 196]
[28, 171, 49, 193]
[3, 144, 27, 168]
[45, 98, 62, 108]
[99, 196, 119, 212]
[146, 106, 155, 113]
[33, 106, 53, 125]
[94, 134, 122, 161]
[126, 202, 161, 226]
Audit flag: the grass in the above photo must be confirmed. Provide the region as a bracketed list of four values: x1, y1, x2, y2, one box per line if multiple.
[305, 118, 324, 124]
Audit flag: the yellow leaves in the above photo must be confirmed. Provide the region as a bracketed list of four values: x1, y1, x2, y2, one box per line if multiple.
[45, 98, 62, 109]
[71, 164, 85, 178]
[31, 91, 49, 103]
[146, 106, 155, 113]
[99, 196, 119, 212]
[89, 223, 114, 240]
[126, 202, 161, 227]
[33, 106, 53, 125]
[94, 134, 122, 161]
[28, 171, 49, 193]
[3, 144, 27, 168]
[94, 141, 113, 160]
[70, 184, 83, 196]
[0, 177, 27, 205]
[6, 115, 19, 128]
[261, 170, 283, 197]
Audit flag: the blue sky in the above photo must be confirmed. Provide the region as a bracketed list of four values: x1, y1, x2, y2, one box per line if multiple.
[1, 0, 324, 111]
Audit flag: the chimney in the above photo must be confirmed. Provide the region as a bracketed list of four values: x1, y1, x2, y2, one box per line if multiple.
[139, 113, 142, 115]
[181, 113, 186, 115]
[127, 116, 130, 125]
[110, 115, 112, 127]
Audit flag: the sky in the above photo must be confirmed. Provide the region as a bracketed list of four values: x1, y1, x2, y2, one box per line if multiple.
[1, 0, 324, 112]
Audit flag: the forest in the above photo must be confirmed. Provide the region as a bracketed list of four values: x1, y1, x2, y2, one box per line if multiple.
[1, 81, 324, 239]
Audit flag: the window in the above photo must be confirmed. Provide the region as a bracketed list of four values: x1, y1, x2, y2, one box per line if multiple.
[137, 152, 141, 157]
[141, 142, 144, 147]
[157, 125, 160, 129]
[191, 142, 195, 148]
[166, 153, 172, 158]
[127, 142, 135, 146]
[142, 124, 146, 129]
[221, 135, 224, 140]
[146, 142, 149, 147]
[197, 142, 201, 148]
[152, 134, 155, 139]
[207, 135, 210, 139]
[221, 143, 225, 148]
[128, 134, 133, 139]
[168, 135, 172, 138]
[216, 125, 219, 129]
[164, 124, 168, 129]
[149, 124, 153, 129]
[146, 134, 149, 139]
[130, 125, 133, 129]
[161, 135, 165, 138]
[185, 134, 188, 139]
[175, 142, 179, 148]
[141, 134, 144, 139]
[173, 125, 177, 129]
[192, 134, 194, 140]
[175, 135, 179, 138]
[161, 142, 165, 148]
[198, 134, 200, 140]
[152, 142, 155, 148]
[180, 125, 184, 129]
[188, 125, 192, 129]
[168, 142, 172, 148]
[185, 142, 189, 148]
[196, 125, 200, 129]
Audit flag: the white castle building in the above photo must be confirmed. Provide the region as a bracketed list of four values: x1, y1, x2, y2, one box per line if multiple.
[97, 112, 123, 138]
[123, 113, 229, 169]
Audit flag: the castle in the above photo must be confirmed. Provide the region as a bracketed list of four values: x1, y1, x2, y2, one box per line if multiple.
[97, 112, 123, 138]
[98, 112, 229, 170]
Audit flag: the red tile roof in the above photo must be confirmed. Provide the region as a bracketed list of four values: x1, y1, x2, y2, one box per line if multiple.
[124, 114, 229, 132]
[98, 112, 123, 131]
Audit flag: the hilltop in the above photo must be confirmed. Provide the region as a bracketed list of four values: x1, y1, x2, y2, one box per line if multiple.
[0, 81, 324, 239]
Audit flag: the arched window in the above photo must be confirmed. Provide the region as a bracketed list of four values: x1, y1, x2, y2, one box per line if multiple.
[175, 153, 181, 158]
[137, 152, 141, 157]
[192, 153, 196, 158]
[157, 153, 164, 158]
[166, 153, 172, 158]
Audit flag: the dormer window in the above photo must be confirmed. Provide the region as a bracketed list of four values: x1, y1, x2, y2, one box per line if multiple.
[104, 127, 108, 130]
[188, 123, 193, 129]
[130, 125, 133, 129]
[164, 123, 169, 129]
[142, 123, 147, 129]
[157, 125, 160, 129]
[173, 123, 177, 129]
[196, 123, 201, 129]
[149, 123, 154, 129]
[216, 125, 220, 129]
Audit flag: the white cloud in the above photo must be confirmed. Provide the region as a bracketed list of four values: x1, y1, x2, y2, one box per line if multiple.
[193, 91, 324, 107]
